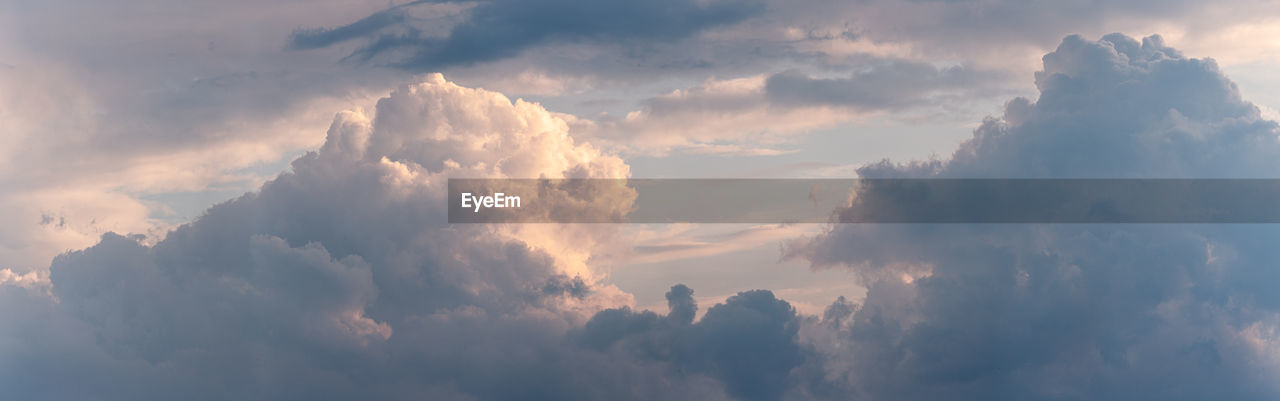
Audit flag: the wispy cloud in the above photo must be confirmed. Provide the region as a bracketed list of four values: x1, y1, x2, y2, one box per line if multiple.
[289, 0, 765, 70]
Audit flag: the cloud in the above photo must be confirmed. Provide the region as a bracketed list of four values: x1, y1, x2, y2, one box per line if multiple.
[785, 34, 1280, 400]
[571, 75, 847, 155]
[623, 224, 819, 265]
[12, 28, 1280, 400]
[574, 61, 1012, 156]
[13, 0, 1274, 277]
[0, 0, 420, 272]
[290, 0, 765, 70]
[575, 286, 807, 401]
[279, 0, 1280, 88]
[847, 33, 1279, 179]
[0, 75, 673, 400]
[764, 61, 1007, 110]
[0, 75, 867, 401]
[759, 0, 1210, 69]
[287, 4, 417, 50]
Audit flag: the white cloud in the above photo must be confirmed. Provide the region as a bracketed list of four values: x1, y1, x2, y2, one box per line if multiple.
[0, 75, 708, 400]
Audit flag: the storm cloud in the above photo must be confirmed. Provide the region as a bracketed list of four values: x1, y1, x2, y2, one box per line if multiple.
[787, 34, 1280, 400]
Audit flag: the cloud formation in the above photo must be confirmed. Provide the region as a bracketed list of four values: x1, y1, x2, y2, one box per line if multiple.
[15, 0, 1274, 275]
[0, 0, 414, 271]
[577, 286, 806, 401]
[9, 32, 1280, 401]
[765, 61, 1006, 110]
[1, 74, 854, 401]
[576, 61, 1011, 156]
[787, 34, 1280, 400]
[290, 0, 765, 70]
[0, 75, 667, 400]
[572, 75, 849, 156]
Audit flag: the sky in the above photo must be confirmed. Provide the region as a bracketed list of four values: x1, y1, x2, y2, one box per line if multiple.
[4, 0, 1280, 400]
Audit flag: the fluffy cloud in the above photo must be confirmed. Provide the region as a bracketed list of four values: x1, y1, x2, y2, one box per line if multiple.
[0, 75, 649, 400]
[10, 31, 1280, 401]
[17, 0, 1273, 275]
[0, 74, 847, 401]
[575, 286, 806, 401]
[786, 34, 1280, 400]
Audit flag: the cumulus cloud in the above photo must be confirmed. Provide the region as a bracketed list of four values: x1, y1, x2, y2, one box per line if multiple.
[576, 286, 806, 401]
[846, 34, 1279, 179]
[18, 0, 1266, 275]
[11, 30, 1280, 401]
[0, 74, 851, 401]
[0, 75, 647, 399]
[785, 34, 1280, 400]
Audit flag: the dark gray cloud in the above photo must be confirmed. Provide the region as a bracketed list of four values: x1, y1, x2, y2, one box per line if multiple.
[577, 287, 806, 401]
[786, 34, 1280, 400]
[288, 3, 418, 50]
[290, 0, 765, 70]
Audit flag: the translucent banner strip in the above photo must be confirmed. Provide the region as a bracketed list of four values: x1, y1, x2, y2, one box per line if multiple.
[448, 179, 1280, 224]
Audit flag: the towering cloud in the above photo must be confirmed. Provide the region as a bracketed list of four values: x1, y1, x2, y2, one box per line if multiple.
[788, 34, 1280, 400]
[1, 73, 829, 401]
[0, 74, 683, 400]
